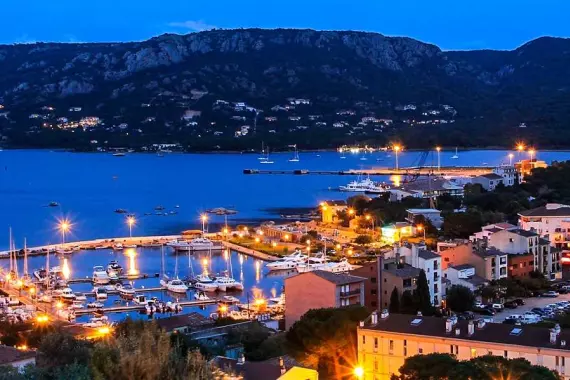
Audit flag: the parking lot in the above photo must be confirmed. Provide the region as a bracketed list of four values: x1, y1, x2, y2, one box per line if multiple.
[477, 293, 570, 322]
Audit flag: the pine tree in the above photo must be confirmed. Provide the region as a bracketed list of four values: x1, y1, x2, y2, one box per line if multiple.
[414, 269, 433, 315]
[389, 287, 400, 313]
[400, 290, 415, 314]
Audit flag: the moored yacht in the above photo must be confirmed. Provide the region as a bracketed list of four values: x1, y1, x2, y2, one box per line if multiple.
[107, 260, 123, 276]
[265, 251, 308, 271]
[295, 256, 328, 273]
[213, 276, 244, 291]
[117, 283, 136, 298]
[160, 277, 189, 293]
[339, 176, 389, 193]
[167, 238, 222, 252]
[193, 274, 219, 292]
[92, 266, 110, 284]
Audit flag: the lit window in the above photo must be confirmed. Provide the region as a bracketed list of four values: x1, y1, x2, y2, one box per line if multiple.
[471, 348, 477, 358]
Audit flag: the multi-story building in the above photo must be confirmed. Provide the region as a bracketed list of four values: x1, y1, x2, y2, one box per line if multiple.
[350, 260, 382, 311]
[515, 159, 548, 182]
[493, 165, 517, 186]
[284, 270, 365, 329]
[519, 203, 570, 249]
[357, 311, 570, 380]
[405, 208, 443, 228]
[320, 200, 347, 223]
[508, 253, 536, 278]
[472, 173, 505, 191]
[471, 248, 509, 281]
[444, 264, 488, 292]
[437, 240, 473, 270]
[380, 264, 421, 310]
[469, 222, 517, 242]
[391, 244, 441, 306]
[488, 228, 559, 279]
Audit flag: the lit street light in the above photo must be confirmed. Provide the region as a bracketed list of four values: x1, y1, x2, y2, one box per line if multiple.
[126, 216, 135, 238]
[417, 225, 426, 240]
[353, 366, 364, 379]
[348, 209, 355, 217]
[508, 153, 514, 166]
[393, 145, 402, 171]
[365, 214, 375, 234]
[58, 219, 71, 246]
[529, 148, 536, 161]
[436, 146, 441, 172]
[200, 214, 208, 234]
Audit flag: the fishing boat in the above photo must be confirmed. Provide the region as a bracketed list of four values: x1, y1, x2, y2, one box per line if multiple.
[92, 266, 110, 284]
[133, 294, 148, 305]
[288, 145, 300, 162]
[452, 147, 459, 159]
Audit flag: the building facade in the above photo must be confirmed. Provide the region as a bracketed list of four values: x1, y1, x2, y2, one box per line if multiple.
[350, 260, 382, 311]
[508, 253, 536, 278]
[519, 203, 570, 249]
[380, 264, 421, 310]
[284, 270, 365, 329]
[472, 173, 505, 191]
[357, 312, 570, 380]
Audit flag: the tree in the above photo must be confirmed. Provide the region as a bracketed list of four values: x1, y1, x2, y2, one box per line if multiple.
[389, 287, 400, 313]
[442, 211, 483, 239]
[354, 235, 373, 245]
[400, 290, 415, 314]
[414, 270, 433, 315]
[286, 305, 369, 378]
[447, 285, 475, 312]
[395, 353, 464, 380]
[37, 330, 92, 369]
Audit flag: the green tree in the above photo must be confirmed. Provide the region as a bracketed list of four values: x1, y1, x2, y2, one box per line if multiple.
[286, 305, 369, 379]
[446, 285, 475, 312]
[354, 235, 373, 245]
[389, 287, 400, 313]
[414, 270, 433, 315]
[37, 330, 92, 369]
[400, 290, 415, 314]
[442, 211, 483, 239]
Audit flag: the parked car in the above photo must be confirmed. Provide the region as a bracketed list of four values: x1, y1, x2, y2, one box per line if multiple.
[502, 318, 519, 325]
[491, 303, 504, 311]
[474, 302, 484, 309]
[458, 311, 475, 321]
[504, 300, 518, 309]
[474, 307, 496, 316]
[531, 307, 547, 315]
[514, 298, 525, 306]
[541, 291, 559, 298]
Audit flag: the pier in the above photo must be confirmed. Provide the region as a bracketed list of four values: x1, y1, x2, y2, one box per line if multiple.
[221, 241, 280, 262]
[243, 166, 495, 176]
[74, 299, 218, 316]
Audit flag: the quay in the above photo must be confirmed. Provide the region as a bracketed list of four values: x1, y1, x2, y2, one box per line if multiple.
[74, 299, 218, 316]
[221, 241, 280, 262]
[66, 273, 159, 284]
[243, 166, 495, 176]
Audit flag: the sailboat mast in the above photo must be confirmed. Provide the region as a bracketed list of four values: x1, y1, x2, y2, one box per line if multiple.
[46, 248, 50, 288]
[174, 249, 179, 280]
[8, 228, 13, 273]
[160, 244, 165, 278]
[23, 238, 28, 276]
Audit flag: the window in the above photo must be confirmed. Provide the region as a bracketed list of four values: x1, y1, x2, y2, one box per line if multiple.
[562, 357, 565, 367]
[471, 348, 477, 358]
[556, 356, 559, 366]
[375, 338, 379, 349]
[450, 345, 454, 354]
[374, 359, 378, 371]
[488, 350, 492, 355]
[371, 301, 377, 307]
[509, 238, 514, 243]
[362, 335, 366, 345]
[504, 351, 508, 358]
[384, 278, 387, 283]
[418, 347, 423, 354]
[371, 289, 377, 295]
[371, 277, 377, 283]
[388, 340, 393, 350]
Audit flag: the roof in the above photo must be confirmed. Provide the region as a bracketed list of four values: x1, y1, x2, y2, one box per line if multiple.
[360, 313, 570, 352]
[156, 312, 213, 332]
[494, 222, 517, 230]
[401, 177, 463, 192]
[464, 274, 489, 287]
[384, 265, 421, 278]
[449, 264, 474, 271]
[539, 237, 551, 245]
[0, 346, 36, 365]
[212, 357, 282, 380]
[509, 229, 539, 238]
[485, 227, 502, 233]
[406, 208, 441, 214]
[474, 248, 507, 258]
[479, 173, 503, 180]
[308, 270, 366, 285]
[418, 249, 440, 260]
[519, 205, 570, 217]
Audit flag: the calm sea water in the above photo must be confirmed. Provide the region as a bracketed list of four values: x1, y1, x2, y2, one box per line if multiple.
[0, 149, 569, 321]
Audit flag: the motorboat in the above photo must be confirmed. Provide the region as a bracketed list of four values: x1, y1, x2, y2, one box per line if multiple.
[194, 291, 210, 301]
[56, 248, 73, 255]
[133, 294, 148, 305]
[167, 238, 222, 252]
[87, 302, 104, 308]
[107, 260, 124, 276]
[74, 293, 87, 301]
[118, 283, 136, 298]
[213, 276, 244, 292]
[59, 287, 76, 302]
[94, 287, 108, 300]
[112, 243, 123, 250]
[82, 316, 109, 327]
[33, 266, 62, 281]
[297, 258, 353, 273]
[193, 274, 219, 292]
[265, 251, 308, 271]
[160, 277, 189, 293]
[48, 201, 59, 207]
[340, 176, 389, 193]
[93, 266, 111, 284]
[221, 295, 241, 304]
[295, 257, 328, 273]
[112, 152, 126, 157]
[70, 301, 85, 309]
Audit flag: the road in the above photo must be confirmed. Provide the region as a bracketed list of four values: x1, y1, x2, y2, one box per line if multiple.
[478, 294, 570, 322]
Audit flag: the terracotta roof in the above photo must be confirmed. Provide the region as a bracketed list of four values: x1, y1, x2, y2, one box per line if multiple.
[309, 270, 366, 285]
[360, 313, 570, 351]
[0, 346, 36, 366]
[519, 205, 570, 217]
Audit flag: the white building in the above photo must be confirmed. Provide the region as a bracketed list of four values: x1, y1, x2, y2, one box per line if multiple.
[493, 165, 517, 186]
[519, 203, 570, 249]
[405, 208, 443, 228]
[469, 222, 517, 242]
[472, 173, 504, 191]
[444, 264, 489, 291]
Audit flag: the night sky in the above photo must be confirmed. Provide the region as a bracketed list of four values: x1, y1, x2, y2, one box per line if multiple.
[1, 0, 568, 50]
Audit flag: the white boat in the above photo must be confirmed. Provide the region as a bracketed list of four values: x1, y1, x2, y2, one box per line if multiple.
[118, 283, 136, 297]
[194, 274, 219, 292]
[94, 287, 108, 300]
[452, 147, 459, 159]
[82, 315, 109, 327]
[288, 145, 300, 162]
[265, 251, 308, 271]
[112, 243, 123, 250]
[107, 260, 124, 276]
[92, 266, 110, 284]
[70, 301, 85, 309]
[60, 288, 76, 301]
[260, 145, 274, 164]
[297, 258, 353, 273]
[112, 152, 126, 157]
[194, 291, 210, 301]
[161, 278, 189, 293]
[213, 276, 244, 292]
[133, 294, 148, 305]
[339, 176, 389, 193]
[167, 238, 222, 252]
[221, 295, 241, 304]
[87, 302, 104, 308]
[74, 293, 87, 301]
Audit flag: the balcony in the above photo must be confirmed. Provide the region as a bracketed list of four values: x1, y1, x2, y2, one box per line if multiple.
[340, 289, 361, 297]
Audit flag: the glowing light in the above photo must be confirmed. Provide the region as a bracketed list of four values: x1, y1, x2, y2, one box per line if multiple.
[56, 301, 63, 309]
[354, 366, 364, 378]
[200, 214, 208, 222]
[390, 174, 402, 187]
[219, 305, 228, 313]
[257, 230, 264, 236]
[16, 345, 28, 351]
[306, 239, 311, 245]
[127, 250, 138, 276]
[348, 249, 353, 255]
[348, 209, 355, 216]
[239, 254, 244, 265]
[127, 216, 135, 227]
[436, 146, 441, 152]
[202, 258, 208, 266]
[5, 273, 11, 282]
[272, 242, 277, 247]
[36, 314, 49, 324]
[29, 287, 35, 295]
[322, 205, 328, 211]
[517, 143, 525, 152]
[222, 227, 229, 234]
[224, 249, 229, 260]
[255, 237, 260, 243]
[62, 258, 71, 280]
[365, 215, 371, 220]
[254, 298, 266, 306]
[16, 280, 23, 289]
[336, 244, 341, 250]
[59, 219, 71, 233]
[393, 145, 401, 152]
[416, 225, 423, 231]
[284, 234, 290, 241]
[97, 326, 111, 336]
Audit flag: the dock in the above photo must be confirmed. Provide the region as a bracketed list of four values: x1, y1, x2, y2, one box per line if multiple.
[243, 166, 495, 176]
[74, 299, 218, 316]
[221, 241, 280, 262]
[66, 273, 159, 284]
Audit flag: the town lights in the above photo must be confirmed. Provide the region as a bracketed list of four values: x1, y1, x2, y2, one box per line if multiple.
[126, 216, 135, 237]
[200, 214, 208, 233]
[529, 148, 536, 161]
[393, 145, 402, 171]
[436, 146, 441, 171]
[508, 153, 514, 166]
[353, 366, 364, 379]
[58, 219, 71, 245]
[348, 209, 355, 216]
[36, 314, 49, 324]
[417, 224, 426, 240]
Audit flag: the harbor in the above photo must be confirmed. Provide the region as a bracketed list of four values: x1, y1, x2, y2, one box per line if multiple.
[243, 165, 496, 176]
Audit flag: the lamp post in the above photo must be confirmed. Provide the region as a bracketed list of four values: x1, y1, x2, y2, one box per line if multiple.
[417, 225, 426, 240]
[517, 143, 525, 159]
[126, 216, 135, 238]
[529, 148, 536, 161]
[200, 214, 208, 234]
[436, 146, 441, 172]
[394, 145, 401, 171]
[508, 153, 514, 166]
[365, 214, 375, 234]
[59, 220, 70, 246]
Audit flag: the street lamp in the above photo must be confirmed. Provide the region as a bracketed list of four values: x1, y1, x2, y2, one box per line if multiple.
[508, 153, 514, 166]
[417, 225, 426, 240]
[353, 366, 364, 379]
[436, 146, 441, 172]
[348, 209, 355, 217]
[516, 143, 525, 159]
[529, 148, 536, 161]
[58, 219, 71, 246]
[365, 214, 375, 233]
[393, 145, 402, 171]
[200, 214, 208, 234]
[126, 216, 135, 238]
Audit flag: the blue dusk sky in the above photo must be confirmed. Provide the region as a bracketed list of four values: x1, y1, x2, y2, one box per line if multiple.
[1, 0, 568, 50]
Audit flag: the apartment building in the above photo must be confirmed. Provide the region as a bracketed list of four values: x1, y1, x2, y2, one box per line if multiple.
[469, 223, 517, 242]
[488, 228, 559, 279]
[444, 264, 489, 292]
[519, 203, 570, 249]
[357, 311, 570, 380]
[508, 253, 536, 278]
[350, 260, 382, 311]
[471, 248, 508, 281]
[284, 270, 365, 329]
[380, 264, 421, 310]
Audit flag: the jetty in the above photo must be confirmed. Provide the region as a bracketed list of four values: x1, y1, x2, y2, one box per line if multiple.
[243, 166, 495, 176]
[74, 299, 218, 316]
[221, 241, 280, 262]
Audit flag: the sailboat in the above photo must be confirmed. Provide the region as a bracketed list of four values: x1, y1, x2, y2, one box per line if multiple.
[213, 249, 244, 291]
[288, 145, 300, 162]
[160, 245, 188, 293]
[260, 146, 274, 164]
[22, 238, 32, 287]
[451, 147, 459, 159]
[194, 247, 219, 292]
